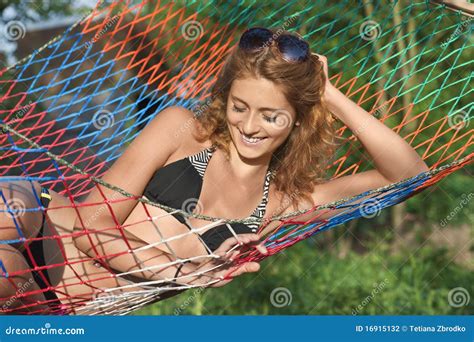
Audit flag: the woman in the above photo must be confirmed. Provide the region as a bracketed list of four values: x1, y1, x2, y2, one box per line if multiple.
[0, 27, 428, 314]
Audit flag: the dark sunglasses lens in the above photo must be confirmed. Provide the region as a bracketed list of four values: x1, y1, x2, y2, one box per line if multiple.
[277, 35, 309, 62]
[239, 28, 273, 51]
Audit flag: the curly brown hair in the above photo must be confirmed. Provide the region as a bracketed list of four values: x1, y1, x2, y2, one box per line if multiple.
[195, 30, 336, 211]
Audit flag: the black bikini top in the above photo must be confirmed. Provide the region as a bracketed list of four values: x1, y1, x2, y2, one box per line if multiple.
[143, 145, 274, 253]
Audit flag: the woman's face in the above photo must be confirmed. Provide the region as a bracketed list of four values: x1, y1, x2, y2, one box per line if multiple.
[226, 76, 297, 161]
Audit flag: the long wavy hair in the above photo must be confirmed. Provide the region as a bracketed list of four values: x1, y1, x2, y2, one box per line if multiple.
[195, 29, 336, 212]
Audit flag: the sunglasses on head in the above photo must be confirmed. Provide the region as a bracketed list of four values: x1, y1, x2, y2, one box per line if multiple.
[238, 27, 310, 63]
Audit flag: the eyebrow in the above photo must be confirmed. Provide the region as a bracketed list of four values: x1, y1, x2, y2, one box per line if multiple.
[231, 95, 281, 112]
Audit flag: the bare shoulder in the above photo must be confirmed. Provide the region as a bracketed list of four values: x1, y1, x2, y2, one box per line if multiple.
[149, 105, 195, 134]
[148, 105, 199, 141]
[153, 105, 211, 159]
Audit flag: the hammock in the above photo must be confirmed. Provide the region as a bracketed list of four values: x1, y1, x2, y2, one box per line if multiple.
[0, 0, 472, 315]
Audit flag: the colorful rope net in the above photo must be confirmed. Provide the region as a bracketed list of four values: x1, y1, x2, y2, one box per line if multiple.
[0, 0, 472, 315]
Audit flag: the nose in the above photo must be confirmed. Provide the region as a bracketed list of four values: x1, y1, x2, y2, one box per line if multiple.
[242, 111, 260, 135]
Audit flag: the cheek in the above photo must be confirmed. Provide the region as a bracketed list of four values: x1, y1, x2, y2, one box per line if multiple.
[265, 125, 292, 141]
[226, 110, 241, 126]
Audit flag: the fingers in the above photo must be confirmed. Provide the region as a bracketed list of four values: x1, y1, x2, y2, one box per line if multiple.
[214, 234, 268, 262]
[214, 234, 260, 255]
[226, 262, 260, 278]
[232, 233, 260, 247]
[208, 261, 262, 288]
[312, 53, 326, 61]
[254, 243, 268, 255]
[312, 53, 327, 66]
[312, 53, 330, 87]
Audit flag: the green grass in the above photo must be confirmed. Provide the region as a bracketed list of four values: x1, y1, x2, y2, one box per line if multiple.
[133, 234, 474, 315]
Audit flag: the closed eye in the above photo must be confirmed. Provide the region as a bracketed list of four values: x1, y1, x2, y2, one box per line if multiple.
[232, 105, 246, 113]
[263, 114, 277, 123]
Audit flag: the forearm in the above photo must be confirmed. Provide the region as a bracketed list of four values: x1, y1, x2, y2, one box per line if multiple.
[72, 195, 135, 261]
[74, 224, 210, 286]
[73, 193, 217, 287]
[72, 176, 146, 262]
[106, 246, 217, 288]
[326, 86, 429, 181]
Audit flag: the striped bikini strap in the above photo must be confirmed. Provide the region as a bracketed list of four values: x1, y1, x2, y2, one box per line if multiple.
[187, 145, 215, 178]
[250, 168, 274, 219]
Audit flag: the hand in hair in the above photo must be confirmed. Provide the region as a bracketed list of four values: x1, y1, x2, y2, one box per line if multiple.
[312, 53, 338, 101]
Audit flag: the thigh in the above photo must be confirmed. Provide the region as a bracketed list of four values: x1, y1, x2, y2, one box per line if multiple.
[44, 201, 158, 310]
[0, 244, 53, 314]
[39, 190, 179, 312]
[0, 180, 43, 249]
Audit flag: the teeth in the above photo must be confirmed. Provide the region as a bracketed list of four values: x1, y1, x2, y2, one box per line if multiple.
[242, 133, 264, 143]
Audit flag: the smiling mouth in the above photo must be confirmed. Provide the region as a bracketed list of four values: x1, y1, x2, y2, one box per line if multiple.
[239, 131, 267, 145]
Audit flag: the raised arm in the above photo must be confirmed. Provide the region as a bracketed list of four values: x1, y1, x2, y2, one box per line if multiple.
[311, 54, 428, 207]
[268, 55, 429, 227]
